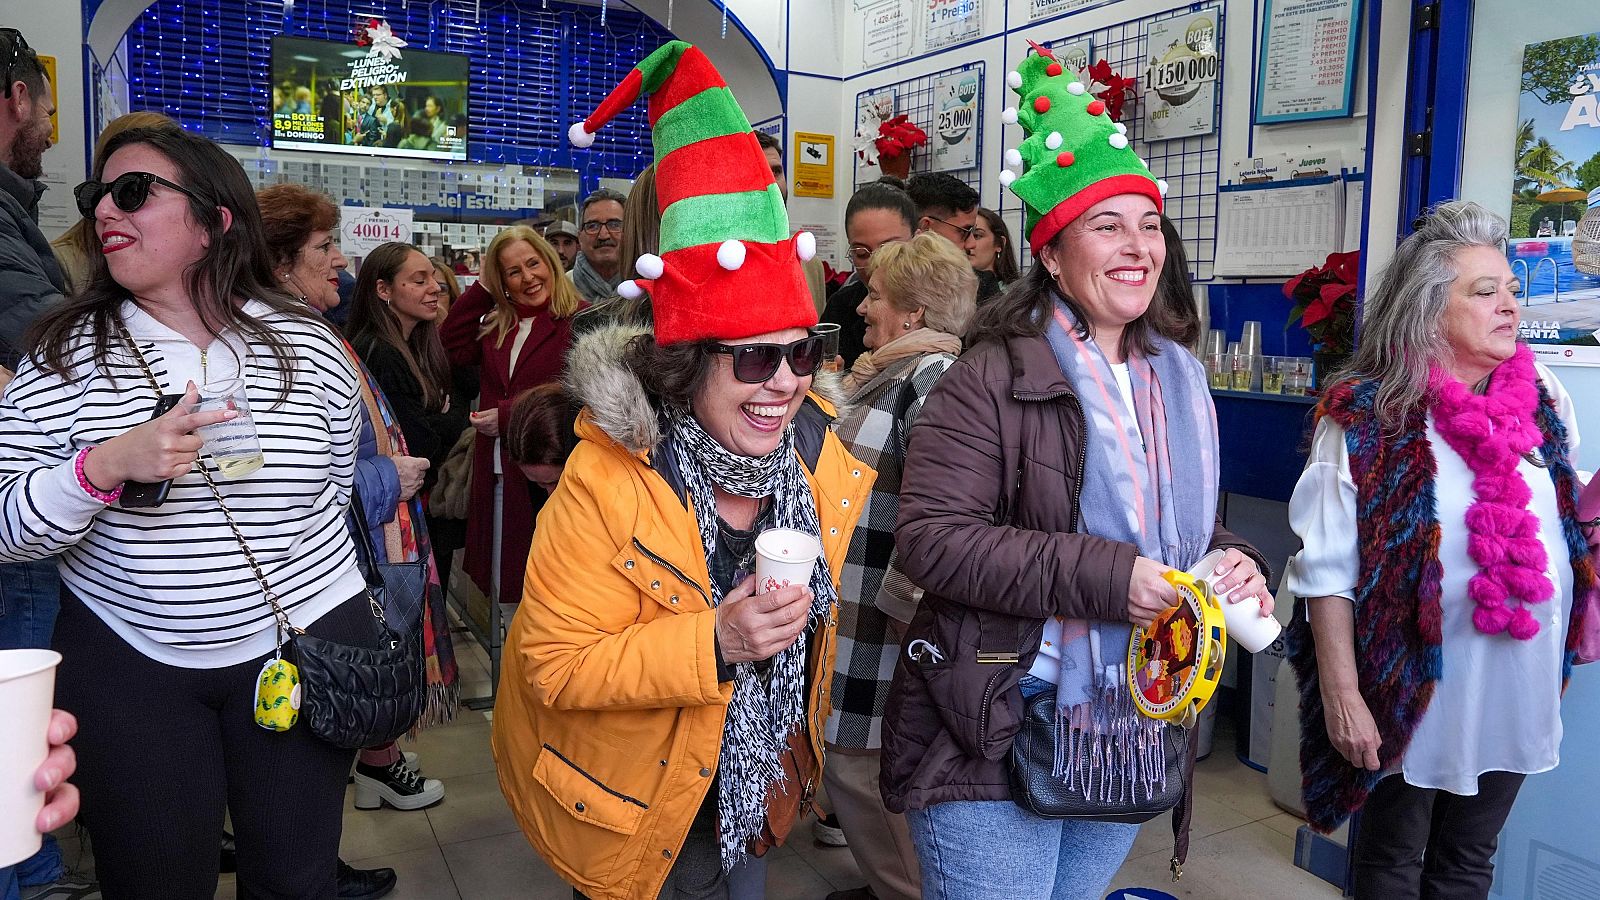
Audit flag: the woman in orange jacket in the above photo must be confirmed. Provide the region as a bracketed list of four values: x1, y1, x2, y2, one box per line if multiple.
[491, 41, 873, 900]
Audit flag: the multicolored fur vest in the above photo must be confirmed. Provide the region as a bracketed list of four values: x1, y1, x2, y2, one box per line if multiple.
[1285, 374, 1597, 833]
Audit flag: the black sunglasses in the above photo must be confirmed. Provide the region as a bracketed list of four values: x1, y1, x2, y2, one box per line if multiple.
[926, 214, 977, 241]
[74, 172, 206, 220]
[711, 333, 827, 384]
[1, 28, 36, 99]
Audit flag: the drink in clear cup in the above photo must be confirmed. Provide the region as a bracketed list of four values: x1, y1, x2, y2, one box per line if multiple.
[753, 528, 821, 594]
[191, 378, 264, 478]
[1261, 357, 1285, 394]
[0, 649, 61, 866]
[813, 323, 843, 374]
[1188, 550, 1281, 653]
[1209, 353, 1233, 390]
[1232, 353, 1257, 391]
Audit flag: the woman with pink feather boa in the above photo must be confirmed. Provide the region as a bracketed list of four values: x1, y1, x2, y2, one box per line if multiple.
[1283, 201, 1597, 900]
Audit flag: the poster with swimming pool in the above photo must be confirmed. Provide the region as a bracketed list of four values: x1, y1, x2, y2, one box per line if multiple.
[1509, 32, 1600, 365]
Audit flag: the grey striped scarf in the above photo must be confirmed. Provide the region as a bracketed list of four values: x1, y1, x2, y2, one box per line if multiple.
[664, 408, 834, 870]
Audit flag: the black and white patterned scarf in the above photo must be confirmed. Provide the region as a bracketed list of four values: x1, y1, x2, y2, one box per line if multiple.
[664, 408, 835, 870]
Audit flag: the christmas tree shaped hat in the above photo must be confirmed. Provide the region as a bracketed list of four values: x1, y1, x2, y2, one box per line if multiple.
[569, 41, 817, 346]
[999, 42, 1169, 256]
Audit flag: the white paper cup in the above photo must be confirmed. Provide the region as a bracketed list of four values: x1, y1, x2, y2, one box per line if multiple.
[0, 649, 62, 867]
[753, 528, 821, 594]
[1188, 550, 1282, 654]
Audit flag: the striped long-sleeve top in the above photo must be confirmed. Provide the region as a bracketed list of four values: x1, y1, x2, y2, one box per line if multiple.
[0, 300, 366, 668]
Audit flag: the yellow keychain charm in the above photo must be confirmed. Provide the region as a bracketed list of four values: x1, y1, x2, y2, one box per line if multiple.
[1127, 569, 1227, 724]
[255, 653, 301, 732]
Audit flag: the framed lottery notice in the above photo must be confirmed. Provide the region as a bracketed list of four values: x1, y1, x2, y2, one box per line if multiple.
[1254, 0, 1363, 124]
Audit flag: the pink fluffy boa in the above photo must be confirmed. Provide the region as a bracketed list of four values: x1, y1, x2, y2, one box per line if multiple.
[1428, 344, 1553, 640]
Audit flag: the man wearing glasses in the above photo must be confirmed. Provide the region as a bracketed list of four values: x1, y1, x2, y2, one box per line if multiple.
[0, 28, 95, 900]
[906, 173, 1000, 304]
[571, 187, 627, 303]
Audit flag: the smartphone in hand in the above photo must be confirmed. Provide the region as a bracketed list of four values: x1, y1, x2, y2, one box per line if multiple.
[119, 393, 186, 508]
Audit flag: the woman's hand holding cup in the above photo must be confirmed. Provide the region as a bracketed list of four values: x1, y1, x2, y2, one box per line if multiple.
[716, 575, 811, 663]
[84, 383, 238, 489]
[1127, 556, 1177, 627]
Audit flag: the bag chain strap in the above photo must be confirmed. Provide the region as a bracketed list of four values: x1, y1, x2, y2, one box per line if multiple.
[113, 325, 376, 651]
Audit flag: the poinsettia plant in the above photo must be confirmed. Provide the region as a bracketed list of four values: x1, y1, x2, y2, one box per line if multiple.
[1086, 59, 1138, 124]
[1284, 251, 1360, 354]
[874, 114, 928, 161]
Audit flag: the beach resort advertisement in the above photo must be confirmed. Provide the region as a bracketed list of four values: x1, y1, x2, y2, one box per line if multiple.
[1510, 31, 1600, 365]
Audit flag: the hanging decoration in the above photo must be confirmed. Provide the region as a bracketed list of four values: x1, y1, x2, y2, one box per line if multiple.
[722, 1, 730, 38]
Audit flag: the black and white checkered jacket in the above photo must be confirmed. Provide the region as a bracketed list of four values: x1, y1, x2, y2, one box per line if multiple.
[825, 351, 957, 749]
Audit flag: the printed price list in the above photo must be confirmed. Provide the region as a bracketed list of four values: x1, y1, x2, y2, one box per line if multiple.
[1256, 0, 1359, 120]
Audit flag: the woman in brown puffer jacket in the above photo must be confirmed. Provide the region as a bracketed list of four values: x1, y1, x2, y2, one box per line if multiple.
[879, 46, 1273, 899]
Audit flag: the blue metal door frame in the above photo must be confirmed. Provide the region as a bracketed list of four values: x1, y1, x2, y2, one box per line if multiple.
[1400, 0, 1475, 232]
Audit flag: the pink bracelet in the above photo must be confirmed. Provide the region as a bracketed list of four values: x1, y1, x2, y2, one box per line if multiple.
[74, 447, 123, 504]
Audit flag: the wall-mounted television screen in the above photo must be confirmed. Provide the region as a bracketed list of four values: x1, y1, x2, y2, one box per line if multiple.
[270, 35, 469, 162]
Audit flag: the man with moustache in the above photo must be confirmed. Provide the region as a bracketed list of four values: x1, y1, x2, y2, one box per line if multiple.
[0, 26, 97, 900]
[571, 187, 626, 302]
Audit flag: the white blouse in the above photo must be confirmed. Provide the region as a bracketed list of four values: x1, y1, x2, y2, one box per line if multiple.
[1287, 365, 1579, 795]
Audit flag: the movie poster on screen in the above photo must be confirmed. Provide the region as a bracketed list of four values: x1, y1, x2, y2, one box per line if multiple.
[930, 70, 980, 172]
[1506, 31, 1600, 365]
[924, 0, 980, 51]
[271, 25, 469, 162]
[1143, 8, 1220, 142]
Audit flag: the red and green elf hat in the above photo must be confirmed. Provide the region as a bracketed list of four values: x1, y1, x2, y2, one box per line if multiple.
[999, 41, 1167, 256]
[569, 41, 817, 346]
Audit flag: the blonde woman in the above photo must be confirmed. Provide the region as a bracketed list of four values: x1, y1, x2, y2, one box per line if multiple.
[440, 226, 584, 605]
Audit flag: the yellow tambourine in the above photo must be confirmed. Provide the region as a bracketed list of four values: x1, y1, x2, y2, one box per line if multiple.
[1127, 569, 1227, 724]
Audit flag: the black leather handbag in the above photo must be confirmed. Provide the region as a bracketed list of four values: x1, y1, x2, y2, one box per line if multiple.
[1008, 688, 1200, 879]
[203, 468, 426, 750]
[288, 490, 427, 748]
[1008, 689, 1188, 822]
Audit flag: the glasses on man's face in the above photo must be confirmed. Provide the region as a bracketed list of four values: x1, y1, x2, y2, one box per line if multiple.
[581, 219, 624, 235]
[926, 215, 977, 242]
[74, 172, 205, 220]
[847, 237, 906, 265]
[711, 333, 828, 384]
[1, 28, 38, 100]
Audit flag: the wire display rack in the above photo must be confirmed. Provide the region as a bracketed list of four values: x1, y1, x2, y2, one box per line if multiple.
[1022, 2, 1224, 281]
[852, 61, 986, 195]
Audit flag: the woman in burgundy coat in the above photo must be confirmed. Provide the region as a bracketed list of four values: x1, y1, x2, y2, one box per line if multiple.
[440, 225, 584, 606]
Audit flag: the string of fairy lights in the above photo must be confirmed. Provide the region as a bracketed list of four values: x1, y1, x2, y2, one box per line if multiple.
[123, 0, 674, 183]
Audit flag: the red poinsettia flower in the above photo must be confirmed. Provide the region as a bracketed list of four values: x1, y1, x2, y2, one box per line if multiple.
[1284, 251, 1361, 354]
[876, 115, 929, 159]
[1085, 59, 1138, 123]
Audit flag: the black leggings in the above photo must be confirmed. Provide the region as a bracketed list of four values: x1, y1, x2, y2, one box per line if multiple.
[53, 592, 374, 900]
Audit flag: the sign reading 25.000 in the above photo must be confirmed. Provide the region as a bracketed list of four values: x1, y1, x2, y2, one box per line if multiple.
[931, 71, 980, 172]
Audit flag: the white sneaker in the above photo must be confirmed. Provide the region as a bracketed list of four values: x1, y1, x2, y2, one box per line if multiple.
[352, 756, 445, 811]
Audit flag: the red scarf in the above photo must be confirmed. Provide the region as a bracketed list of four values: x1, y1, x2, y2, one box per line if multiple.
[1428, 344, 1552, 640]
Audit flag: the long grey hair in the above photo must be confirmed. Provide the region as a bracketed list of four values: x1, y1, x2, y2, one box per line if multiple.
[1333, 200, 1510, 430]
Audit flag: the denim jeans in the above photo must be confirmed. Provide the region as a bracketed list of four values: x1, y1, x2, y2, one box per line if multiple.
[0, 559, 64, 899]
[0, 559, 61, 651]
[905, 676, 1138, 900]
[906, 800, 1137, 900]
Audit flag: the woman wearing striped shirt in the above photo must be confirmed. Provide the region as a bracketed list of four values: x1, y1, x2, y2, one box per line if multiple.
[0, 126, 369, 898]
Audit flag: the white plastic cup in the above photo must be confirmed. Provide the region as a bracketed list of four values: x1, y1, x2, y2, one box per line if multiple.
[0, 649, 62, 867]
[753, 528, 821, 594]
[1188, 550, 1282, 653]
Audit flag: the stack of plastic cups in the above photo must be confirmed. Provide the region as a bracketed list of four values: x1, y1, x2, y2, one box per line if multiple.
[1236, 321, 1263, 392]
[1204, 329, 1228, 389]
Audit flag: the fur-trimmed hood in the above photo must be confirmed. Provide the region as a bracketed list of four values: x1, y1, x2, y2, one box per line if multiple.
[562, 322, 849, 456]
